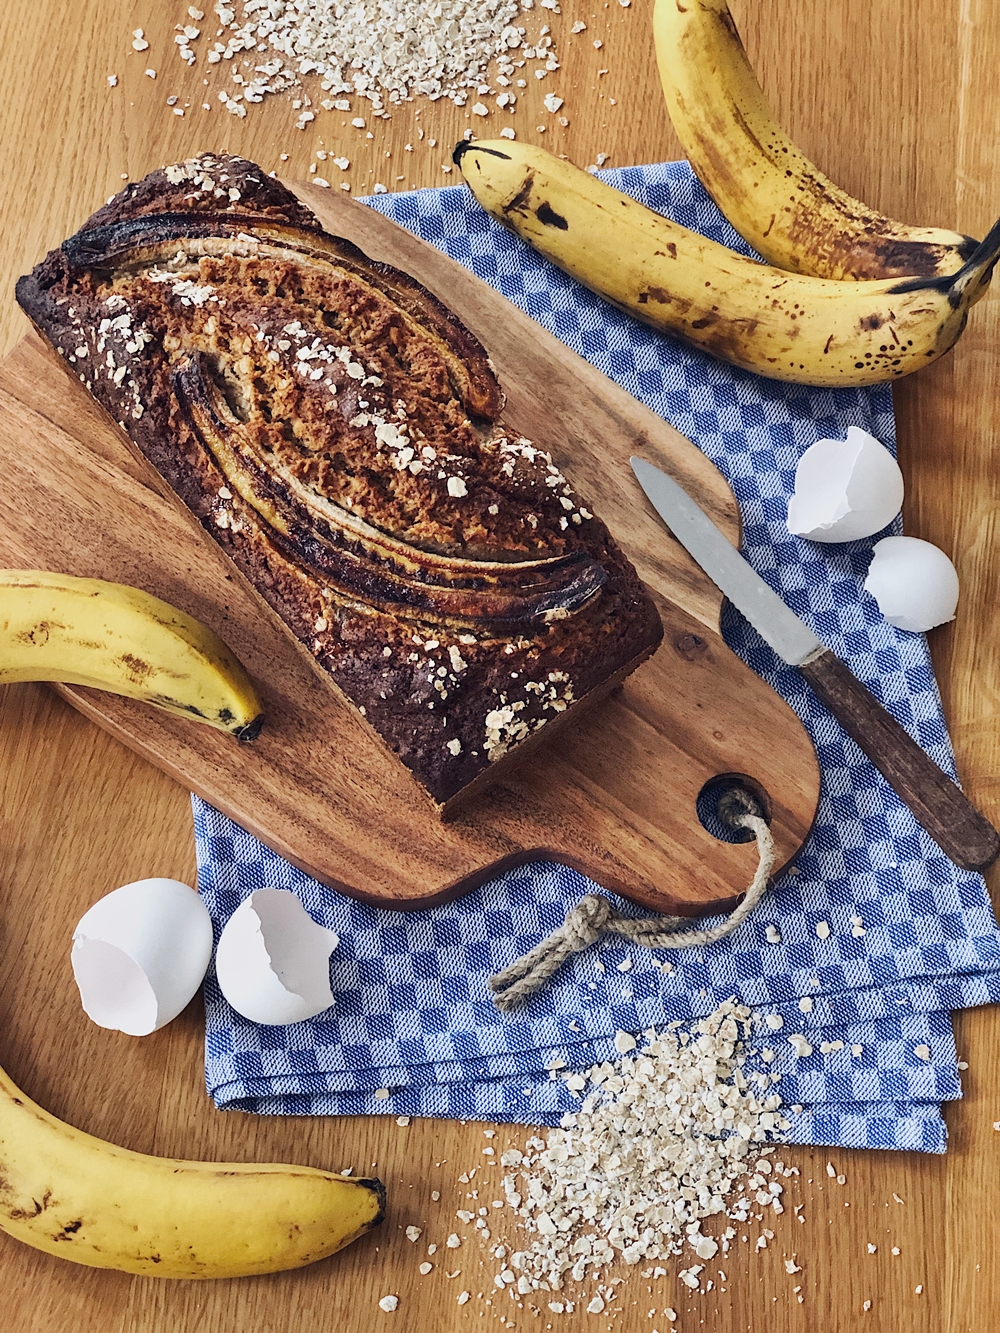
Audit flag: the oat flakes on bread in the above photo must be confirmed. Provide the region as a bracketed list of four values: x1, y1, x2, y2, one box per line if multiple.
[16, 153, 663, 811]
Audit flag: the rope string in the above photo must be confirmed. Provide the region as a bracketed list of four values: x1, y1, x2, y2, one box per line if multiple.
[488, 791, 776, 1012]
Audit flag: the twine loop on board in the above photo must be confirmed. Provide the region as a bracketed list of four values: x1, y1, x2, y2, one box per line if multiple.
[488, 788, 777, 1012]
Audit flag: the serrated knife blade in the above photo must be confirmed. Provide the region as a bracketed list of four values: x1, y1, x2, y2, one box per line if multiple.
[631, 457, 822, 666]
[630, 455, 1000, 873]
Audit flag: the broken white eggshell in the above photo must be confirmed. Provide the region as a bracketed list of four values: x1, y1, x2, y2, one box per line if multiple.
[214, 888, 339, 1025]
[863, 535, 960, 632]
[71, 878, 213, 1036]
[787, 426, 904, 543]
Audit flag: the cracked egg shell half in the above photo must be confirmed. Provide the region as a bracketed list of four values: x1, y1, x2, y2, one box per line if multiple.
[214, 888, 339, 1025]
[71, 878, 213, 1036]
[863, 535, 960, 633]
[787, 427, 904, 544]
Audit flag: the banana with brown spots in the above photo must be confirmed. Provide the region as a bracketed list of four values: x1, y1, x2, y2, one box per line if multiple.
[454, 140, 1000, 388]
[0, 1057, 384, 1277]
[0, 569, 262, 739]
[652, 0, 975, 282]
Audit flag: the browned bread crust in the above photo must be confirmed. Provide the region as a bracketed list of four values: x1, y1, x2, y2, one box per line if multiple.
[17, 153, 662, 809]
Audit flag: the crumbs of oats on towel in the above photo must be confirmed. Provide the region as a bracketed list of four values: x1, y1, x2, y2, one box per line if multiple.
[152, 0, 564, 115]
[483, 1000, 792, 1297]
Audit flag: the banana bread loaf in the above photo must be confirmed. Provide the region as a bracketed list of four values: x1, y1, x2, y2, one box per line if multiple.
[17, 153, 662, 811]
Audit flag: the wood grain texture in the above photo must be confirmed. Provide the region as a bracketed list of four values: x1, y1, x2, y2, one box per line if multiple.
[0, 1, 998, 1331]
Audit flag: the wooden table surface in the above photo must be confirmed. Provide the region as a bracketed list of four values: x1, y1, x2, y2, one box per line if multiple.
[1, 2, 998, 1330]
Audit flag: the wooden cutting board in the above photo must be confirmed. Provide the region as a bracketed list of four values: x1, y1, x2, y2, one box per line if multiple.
[0, 183, 819, 914]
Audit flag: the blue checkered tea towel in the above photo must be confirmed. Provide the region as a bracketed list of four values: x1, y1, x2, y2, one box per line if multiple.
[195, 161, 1000, 1154]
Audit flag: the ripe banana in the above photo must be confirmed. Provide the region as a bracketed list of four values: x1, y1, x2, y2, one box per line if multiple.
[652, 0, 975, 281]
[0, 570, 262, 739]
[454, 140, 1000, 388]
[0, 1058, 384, 1277]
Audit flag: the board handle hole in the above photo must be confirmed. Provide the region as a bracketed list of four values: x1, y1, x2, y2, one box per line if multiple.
[696, 774, 772, 844]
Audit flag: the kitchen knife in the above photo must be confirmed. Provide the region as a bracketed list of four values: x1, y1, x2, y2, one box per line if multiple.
[631, 455, 1000, 873]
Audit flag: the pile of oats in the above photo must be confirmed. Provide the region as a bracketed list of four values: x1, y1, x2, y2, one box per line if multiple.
[175, 0, 562, 117]
[492, 1001, 791, 1298]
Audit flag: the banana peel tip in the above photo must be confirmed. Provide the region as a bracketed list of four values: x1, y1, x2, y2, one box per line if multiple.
[452, 140, 510, 169]
[234, 712, 265, 743]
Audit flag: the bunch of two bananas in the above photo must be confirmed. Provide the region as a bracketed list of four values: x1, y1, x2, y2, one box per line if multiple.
[455, 0, 999, 387]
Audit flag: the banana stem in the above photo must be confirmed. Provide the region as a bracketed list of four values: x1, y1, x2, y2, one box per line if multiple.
[955, 214, 1000, 296]
[892, 214, 1000, 303]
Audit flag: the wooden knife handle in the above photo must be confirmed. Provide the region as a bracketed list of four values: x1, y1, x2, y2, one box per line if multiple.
[799, 648, 1000, 872]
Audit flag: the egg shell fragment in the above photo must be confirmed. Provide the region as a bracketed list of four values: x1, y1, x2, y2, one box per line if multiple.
[215, 888, 339, 1025]
[787, 427, 904, 544]
[863, 535, 960, 632]
[71, 878, 213, 1036]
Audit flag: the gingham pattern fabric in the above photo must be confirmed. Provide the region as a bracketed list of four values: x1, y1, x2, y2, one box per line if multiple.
[195, 161, 1000, 1154]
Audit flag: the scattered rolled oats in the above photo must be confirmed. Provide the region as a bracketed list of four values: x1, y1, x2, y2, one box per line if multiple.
[485, 1001, 789, 1302]
[145, 0, 561, 123]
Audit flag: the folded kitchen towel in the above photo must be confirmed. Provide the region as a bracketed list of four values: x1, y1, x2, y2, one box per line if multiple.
[196, 160, 1000, 1153]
